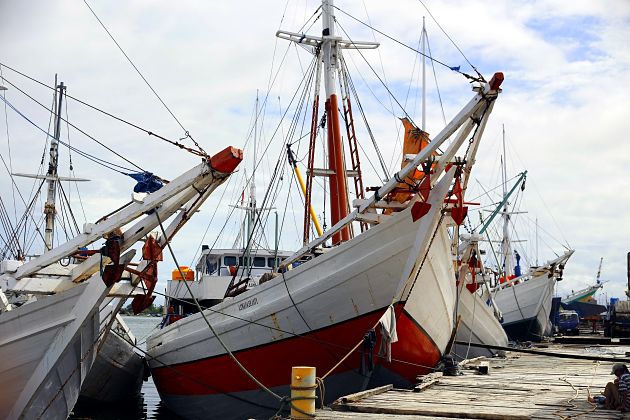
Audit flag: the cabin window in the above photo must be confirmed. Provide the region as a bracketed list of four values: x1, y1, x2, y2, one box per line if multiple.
[224, 256, 237, 266]
[253, 256, 266, 267]
[206, 257, 219, 274]
[239, 256, 251, 266]
[267, 257, 280, 268]
[205, 257, 218, 274]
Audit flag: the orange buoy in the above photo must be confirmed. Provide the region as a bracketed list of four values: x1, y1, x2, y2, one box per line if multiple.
[171, 266, 194, 281]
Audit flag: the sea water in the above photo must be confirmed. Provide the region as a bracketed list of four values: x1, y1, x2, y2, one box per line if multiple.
[69, 315, 178, 419]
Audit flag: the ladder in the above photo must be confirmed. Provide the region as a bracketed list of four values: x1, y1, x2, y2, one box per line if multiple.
[339, 65, 367, 232]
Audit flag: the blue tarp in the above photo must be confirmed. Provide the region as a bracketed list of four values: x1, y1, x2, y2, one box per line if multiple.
[128, 172, 163, 193]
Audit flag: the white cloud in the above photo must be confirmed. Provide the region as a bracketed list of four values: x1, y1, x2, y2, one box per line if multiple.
[1, 0, 629, 304]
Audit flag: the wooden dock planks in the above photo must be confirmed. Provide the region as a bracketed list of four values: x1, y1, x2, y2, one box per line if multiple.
[319, 344, 630, 419]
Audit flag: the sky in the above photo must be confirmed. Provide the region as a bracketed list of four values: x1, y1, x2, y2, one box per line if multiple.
[1, 0, 629, 305]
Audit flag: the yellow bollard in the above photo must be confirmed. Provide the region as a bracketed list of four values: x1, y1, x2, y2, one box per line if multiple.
[290, 366, 316, 419]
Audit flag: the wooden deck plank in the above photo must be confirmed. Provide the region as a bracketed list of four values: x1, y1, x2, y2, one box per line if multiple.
[318, 343, 630, 420]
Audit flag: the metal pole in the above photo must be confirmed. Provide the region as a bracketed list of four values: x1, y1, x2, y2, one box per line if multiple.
[535, 217, 539, 266]
[421, 16, 426, 131]
[500, 124, 512, 276]
[44, 76, 64, 251]
[274, 211, 279, 271]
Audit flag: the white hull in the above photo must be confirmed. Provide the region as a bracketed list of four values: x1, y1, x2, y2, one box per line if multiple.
[0, 279, 107, 419]
[494, 275, 555, 341]
[0, 148, 240, 418]
[148, 171, 453, 364]
[147, 171, 457, 418]
[455, 288, 508, 359]
[401, 224, 457, 355]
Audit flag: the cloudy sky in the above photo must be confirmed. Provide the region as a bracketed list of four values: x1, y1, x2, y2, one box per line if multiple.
[1, 0, 629, 305]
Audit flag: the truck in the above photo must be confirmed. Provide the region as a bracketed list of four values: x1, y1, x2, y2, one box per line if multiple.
[558, 310, 580, 335]
[603, 252, 630, 338]
[604, 299, 630, 338]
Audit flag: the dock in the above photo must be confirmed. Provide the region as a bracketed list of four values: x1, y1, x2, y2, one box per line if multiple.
[316, 343, 630, 419]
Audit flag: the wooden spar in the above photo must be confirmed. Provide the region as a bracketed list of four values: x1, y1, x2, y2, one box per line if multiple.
[288, 146, 323, 237]
[322, 0, 350, 244]
[328, 94, 350, 243]
[462, 101, 495, 193]
[304, 57, 321, 244]
[6, 147, 242, 282]
[280, 73, 503, 269]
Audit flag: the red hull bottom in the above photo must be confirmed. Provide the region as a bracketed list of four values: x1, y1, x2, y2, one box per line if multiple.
[151, 306, 441, 419]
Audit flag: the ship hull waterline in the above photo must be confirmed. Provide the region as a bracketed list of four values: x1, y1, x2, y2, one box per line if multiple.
[147, 170, 458, 419]
[454, 287, 508, 360]
[494, 275, 556, 342]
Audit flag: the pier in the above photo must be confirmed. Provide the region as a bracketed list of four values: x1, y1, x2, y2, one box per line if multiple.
[316, 343, 630, 419]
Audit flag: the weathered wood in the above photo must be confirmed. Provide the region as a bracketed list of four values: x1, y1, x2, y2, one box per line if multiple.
[335, 384, 393, 404]
[413, 373, 442, 392]
[321, 343, 630, 420]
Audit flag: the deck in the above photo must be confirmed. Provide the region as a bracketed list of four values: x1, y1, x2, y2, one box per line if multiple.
[316, 343, 630, 419]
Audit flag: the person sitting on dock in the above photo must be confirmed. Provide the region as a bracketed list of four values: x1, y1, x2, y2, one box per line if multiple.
[590, 363, 630, 411]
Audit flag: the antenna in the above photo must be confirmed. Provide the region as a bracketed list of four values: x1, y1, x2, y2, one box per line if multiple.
[421, 16, 426, 131]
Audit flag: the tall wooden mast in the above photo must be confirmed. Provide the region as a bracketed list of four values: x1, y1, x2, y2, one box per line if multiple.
[276, 0, 378, 245]
[44, 77, 64, 251]
[321, 0, 350, 244]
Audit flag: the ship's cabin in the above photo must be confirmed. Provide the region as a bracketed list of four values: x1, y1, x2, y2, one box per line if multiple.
[195, 246, 292, 279]
[164, 246, 292, 324]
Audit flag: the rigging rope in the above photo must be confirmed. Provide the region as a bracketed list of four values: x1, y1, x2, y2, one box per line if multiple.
[153, 210, 324, 417]
[0, 95, 137, 174]
[425, 31, 448, 126]
[335, 19, 417, 126]
[333, 6, 482, 83]
[415, 0, 483, 80]
[81, 0, 206, 155]
[186, 8, 324, 269]
[0, 77, 146, 171]
[0, 66, 18, 229]
[0, 65, 205, 158]
[0, 153, 47, 254]
[341, 57, 390, 181]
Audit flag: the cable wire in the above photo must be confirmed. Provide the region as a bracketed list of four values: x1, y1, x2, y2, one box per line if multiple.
[81, 0, 206, 154]
[333, 6, 481, 82]
[415, 0, 482, 80]
[0, 76, 145, 171]
[0, 95, 136, 174]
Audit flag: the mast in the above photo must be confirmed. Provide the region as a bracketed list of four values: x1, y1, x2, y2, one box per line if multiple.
[596, 257, 603, 284]
[245, 92, 259, 269]
[322, 0, 350, 244]
[44, 76, 65, 251]
[250, 92, 258, 244]
[500, 124, 513, 276]
[276, 1, 378, 246]
[535, 217, 539, 266]
[421, 16, 426, 131]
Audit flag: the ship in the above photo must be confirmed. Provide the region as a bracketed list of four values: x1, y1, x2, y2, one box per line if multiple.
[0, 77, 243, 418]
[146, 1, 505, 418]
[477, 135, 574, 341]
